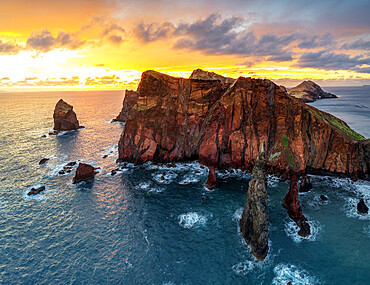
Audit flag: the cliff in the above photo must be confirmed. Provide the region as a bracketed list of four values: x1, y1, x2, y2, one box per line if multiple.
[113, 90, 139, 122]
[288, 80, 337, 103]
[118, 70, 369, 180]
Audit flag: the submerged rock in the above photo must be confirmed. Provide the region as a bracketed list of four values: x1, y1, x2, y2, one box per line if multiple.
[283, 174, 311, 237]
[240, 142, 269, 261]
[288, 80, 337, 103]
[299, 175, 312, 192]
[53, 99, 80, 131]
[72, 163, 96, 184]
[117, 70, 369, 181]
[28, 186, 45, 196]
[39, 158, 49, 165]
[320, 195, 328, 201]
[357, 199, 369, 214]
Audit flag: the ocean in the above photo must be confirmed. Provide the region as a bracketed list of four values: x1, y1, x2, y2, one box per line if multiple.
[0, 87, 369, 284]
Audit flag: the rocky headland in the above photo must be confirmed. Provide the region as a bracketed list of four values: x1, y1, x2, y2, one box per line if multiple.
[117, 70, 369, 180]
[288, 80, 338, 103]
[115, 69, 369, 260]
[53, 99, 80, 131]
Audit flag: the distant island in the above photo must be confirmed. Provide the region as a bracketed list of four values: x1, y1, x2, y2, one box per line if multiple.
[287, 80, 338, 103]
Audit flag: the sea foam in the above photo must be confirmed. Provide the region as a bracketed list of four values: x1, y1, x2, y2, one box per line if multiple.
[272, 264, 318, 285]
[284, 218, 322, 243]
[178, 212, 207, 229]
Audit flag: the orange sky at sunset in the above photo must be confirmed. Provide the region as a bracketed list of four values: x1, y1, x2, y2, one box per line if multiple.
[0, 0, 369, 90]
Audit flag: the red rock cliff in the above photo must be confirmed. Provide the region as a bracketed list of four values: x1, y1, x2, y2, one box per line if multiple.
[118, 70, 369, 179]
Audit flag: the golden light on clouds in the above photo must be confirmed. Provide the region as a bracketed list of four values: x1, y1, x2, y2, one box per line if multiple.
[0, 0, 369, 90]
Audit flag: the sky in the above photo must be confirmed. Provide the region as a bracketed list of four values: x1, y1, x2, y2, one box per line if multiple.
[0, 0, 369, 90]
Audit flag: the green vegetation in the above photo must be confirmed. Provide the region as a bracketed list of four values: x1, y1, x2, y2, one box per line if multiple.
[307, 106, 365, 140]
[268, 151, 281, 162]
[136, 105, 149, 111]
[282, 135, 289, 150]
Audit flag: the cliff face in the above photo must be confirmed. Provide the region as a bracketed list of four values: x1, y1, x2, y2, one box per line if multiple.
[53, 99, 80, 131]
[118, 70, 369, 180]
[113, 90, 139, 122]
[288, 80, 337, 103]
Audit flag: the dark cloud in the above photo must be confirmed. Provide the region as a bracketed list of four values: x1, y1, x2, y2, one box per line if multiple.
[134, 14, 297, 60]
[351, 67, 370, 74]
[295, 50, 370, 70]
[0, 40, 22, 55]
[341, 39, 370, 50]
[80, 16, 126, 46]
[109, 35, 124, 44]
[134, 22, 175, 43]
[297, 33, 335, 49]
[27, 29, 85, 52]
[266, 54, 293, 62]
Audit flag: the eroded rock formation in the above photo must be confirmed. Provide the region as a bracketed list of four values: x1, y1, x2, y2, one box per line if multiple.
[240, 142, 269, 260]
[288, 80, 337, 103]
[113, 90, 139, 122]
[283, 174, 311, 237]
[53, 99, 80, 131]
[118, 70, 369, 181]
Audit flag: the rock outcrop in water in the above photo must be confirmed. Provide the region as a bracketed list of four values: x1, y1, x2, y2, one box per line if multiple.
[28, 186, 46, 196]
[240, 142, 269, 260]
[357, 199, 369, 214]
[288, 80, 337, 103]
[113, 90, 139, 122]
[72, 163, 96, 184]
[53, 99, 80, 131]
[283, 174, 311, 237]
[118, 70, 369, 181]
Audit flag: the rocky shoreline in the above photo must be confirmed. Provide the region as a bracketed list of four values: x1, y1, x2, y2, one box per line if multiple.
[112, 69, 369, 260]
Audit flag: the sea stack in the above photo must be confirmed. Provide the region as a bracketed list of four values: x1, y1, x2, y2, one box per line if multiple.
[288, 80, 337, 103]
[283, 174, 311, 237]
[240, 142, 269, 260]
[53, 99, 80, 131]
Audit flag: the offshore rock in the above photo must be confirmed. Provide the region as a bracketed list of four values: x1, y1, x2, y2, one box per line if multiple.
[113, 90, 139, 122]
[299, 174, 312, 192]
[240, 142, 269, 260]
[39, 158, 49, 165]
[288, 80, 337, 103]
[205, 166, 217, 189]
[357, 199, 369, 214]
[53, 99, 80, 131]
[28, 186, 46, 196]
[72, 163, 96, 184]
[283, 174, 311, 237]
[118, 70, 369, 181]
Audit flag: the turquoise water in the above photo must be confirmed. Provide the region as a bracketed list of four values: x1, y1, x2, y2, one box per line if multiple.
[0, 89, 369, 284]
